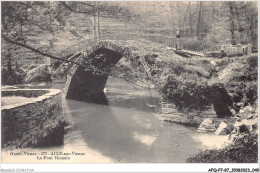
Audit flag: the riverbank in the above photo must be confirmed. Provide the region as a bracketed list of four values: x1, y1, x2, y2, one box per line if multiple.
[187, 132, 258, 163]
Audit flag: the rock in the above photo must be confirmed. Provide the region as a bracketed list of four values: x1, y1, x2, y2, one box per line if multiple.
[215, 122, 227, 135]
[197, 128, 208, 133]
[244, 118, 258, 126]
[235, 102, 245, 108]
[64, 125, 73, 132]
[244, 106, 254, 113]
[193, 116, 203, 124]
[215, 121, 234, 135]
[230, 109, 236, 116]
[210, 60, 217, 65]
[188, 112, 199, 116]
[233, 119, 250, 133]
[147, 104, 156, 108]
[233, 121, 244, 127]
[244, 118, 258, 132]
[226, 124, 234, 132]
[200, 118, 212, 127]
[197, 118, 216, 133]
[239, 106, 255, 119]
[247, 114, 254, 119]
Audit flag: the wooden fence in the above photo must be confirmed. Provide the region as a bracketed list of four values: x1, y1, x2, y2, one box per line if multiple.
[164, 37, 221, 54]
[221, 44, 253, 56]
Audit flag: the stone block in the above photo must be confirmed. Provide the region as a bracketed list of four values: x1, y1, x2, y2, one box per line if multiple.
[188, 112, 199, 116]
[197, 118, 216, 132]
[215, 121, 233, 135]
[2, 89, 64, 149]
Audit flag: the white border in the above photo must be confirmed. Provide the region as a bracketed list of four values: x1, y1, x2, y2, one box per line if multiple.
[1, 0, 259, 172]
[1, 163, 260, 172]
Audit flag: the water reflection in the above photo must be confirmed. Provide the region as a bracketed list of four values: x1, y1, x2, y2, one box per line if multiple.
[61, 77, 205, 163]
[133, 132, 158, 146]
[66, 92, 109, 105]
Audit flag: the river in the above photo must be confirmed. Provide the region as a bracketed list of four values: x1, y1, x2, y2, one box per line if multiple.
[59, 77, 228, 163]
[2, 77, 228, 163]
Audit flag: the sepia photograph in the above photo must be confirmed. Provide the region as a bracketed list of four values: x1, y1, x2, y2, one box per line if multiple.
[0, 0, 258, 170]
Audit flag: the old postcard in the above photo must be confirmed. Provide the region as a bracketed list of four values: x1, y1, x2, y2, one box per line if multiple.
[1, 1, 259, 172]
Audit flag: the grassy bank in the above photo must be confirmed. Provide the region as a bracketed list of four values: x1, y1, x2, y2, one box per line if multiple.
[156, 54, 257, 118]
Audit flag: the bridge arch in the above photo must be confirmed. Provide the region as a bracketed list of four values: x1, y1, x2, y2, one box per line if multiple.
[63, 41, 136, 103]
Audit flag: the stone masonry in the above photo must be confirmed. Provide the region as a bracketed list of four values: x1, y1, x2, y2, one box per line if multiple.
[63, 41, 136, 98]
[1, 89, 64, 149]
[162, 100, 217, 126]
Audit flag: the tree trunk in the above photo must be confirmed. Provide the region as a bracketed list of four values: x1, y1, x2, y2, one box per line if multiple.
[183, 4, 189, 38]
[97, 12, 100, 37]
[188, 2, 193, 37]
[7, 52, 12, 72]
[228, 2, 237, 45]
[235, 5, 243, 44]
[92, 1, 98, 42]
[196, 2, 202, 40]
[170, 3, 175, 46]
[93, 14, 97, 42]
[211, 2, 215, 26]
[177, 2, 181, 30]
[97, 2, 101, 39]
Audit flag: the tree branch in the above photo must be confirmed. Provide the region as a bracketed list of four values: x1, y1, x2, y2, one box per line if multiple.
[61, 2, 138, 19]
[2, 33, 83, 66]
[2, 34, 153, 89]
[60, 2, 94, 15]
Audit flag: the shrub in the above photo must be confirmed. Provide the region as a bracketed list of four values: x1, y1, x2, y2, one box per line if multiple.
[159, 56, 240, 117]
[221, 55, 258, 105]
[160, 57, 223, 111]
[186, 133, 258, 163]
[24, 65, 52, 83]
[2, 65, 26, 85]
[161, 72, 210, 111]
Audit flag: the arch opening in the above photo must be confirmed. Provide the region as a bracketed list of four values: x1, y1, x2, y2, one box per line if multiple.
[66, 47, 124, 103]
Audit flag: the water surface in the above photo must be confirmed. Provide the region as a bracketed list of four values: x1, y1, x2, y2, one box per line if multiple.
[61, 77, 211, 163]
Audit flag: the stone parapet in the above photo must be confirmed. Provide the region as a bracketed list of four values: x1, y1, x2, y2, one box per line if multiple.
[1, 89, 64, 149]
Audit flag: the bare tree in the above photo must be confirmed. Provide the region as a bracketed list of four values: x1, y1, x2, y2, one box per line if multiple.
[228, 2, 237, 45]
[196, 2, 203, 40]
[188, 2, 193, 37]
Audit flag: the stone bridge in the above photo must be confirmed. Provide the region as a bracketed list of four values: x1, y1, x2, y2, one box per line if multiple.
[63, 41, 139, 103]
[61, 40, 235, 121]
